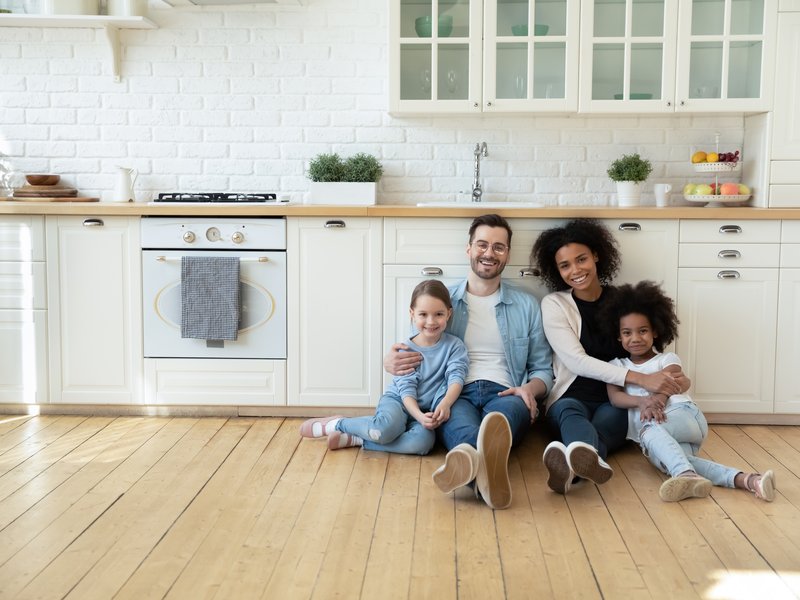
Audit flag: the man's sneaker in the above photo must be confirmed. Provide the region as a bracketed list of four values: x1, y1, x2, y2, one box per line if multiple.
[475, 412, 513, 510]
[543, 441, 573, 494]
[432, 443, 479, 494]
[566, 441, 613, 485]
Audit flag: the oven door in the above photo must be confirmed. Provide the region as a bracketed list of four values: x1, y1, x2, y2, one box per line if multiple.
[143, 250, 286, 359]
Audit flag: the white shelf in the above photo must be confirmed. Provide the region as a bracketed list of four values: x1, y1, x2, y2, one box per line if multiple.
[0, 14, 157, 82]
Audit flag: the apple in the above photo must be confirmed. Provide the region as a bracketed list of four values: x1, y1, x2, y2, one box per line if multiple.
[710, 182, 718, 193]
[719, 182, 740, 196]
[738, 183, 751, 195]
[695, 184, 713, 196]
[683, 183, 697, 195]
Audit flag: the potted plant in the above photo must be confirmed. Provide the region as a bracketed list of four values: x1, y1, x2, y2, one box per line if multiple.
[307, 152, 383, 205]
[607, 153, 653, 207]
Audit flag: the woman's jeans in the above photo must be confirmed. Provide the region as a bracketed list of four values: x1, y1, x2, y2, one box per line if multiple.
[546, 396, 628, 459]
[437, 380, 531, 451]
[336, 393, 435, 455]
[638, 402, 738, 488]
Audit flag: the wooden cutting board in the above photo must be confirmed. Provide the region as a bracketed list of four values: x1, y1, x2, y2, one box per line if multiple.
[2, 197, 99, 202]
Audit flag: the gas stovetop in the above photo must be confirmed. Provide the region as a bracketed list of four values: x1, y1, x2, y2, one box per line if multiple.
[151, 193, 288, 204]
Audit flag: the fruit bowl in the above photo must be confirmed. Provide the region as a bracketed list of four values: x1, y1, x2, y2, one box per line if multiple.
[684, 194, 751, 206]
[693, 162, 741, 173]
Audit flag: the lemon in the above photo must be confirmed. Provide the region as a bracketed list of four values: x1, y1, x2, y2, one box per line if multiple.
[691, 151, 707, 163]
[706, 152, 719, 163]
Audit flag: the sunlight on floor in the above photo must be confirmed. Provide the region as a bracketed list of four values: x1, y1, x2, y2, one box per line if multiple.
[705, 570, 800, 599]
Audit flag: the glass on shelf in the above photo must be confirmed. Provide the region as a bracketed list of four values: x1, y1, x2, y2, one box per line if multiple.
[438, 44, 469, 100]
[496, 42, 527, 99]
[534, 42, 566, 99]
[400, 44, 432, 100]
[688, 42, 722, 98]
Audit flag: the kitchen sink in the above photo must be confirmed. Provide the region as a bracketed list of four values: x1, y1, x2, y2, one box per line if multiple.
[416, 201, 544, 208]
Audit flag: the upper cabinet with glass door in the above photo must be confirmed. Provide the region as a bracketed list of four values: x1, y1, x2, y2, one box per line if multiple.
[579, 0, 776, 113]
[483, 0, 580, 112]
[389, 0, 483, 113]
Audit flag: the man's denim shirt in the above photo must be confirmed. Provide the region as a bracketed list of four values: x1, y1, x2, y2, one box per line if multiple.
[446, 279, 554, 393]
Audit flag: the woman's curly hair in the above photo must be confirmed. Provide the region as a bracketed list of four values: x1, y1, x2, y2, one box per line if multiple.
[602, 281, 680, 352]
[530, 218, 621, 292]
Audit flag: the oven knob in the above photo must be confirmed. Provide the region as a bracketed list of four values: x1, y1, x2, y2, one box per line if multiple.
[183, 231, 195, 243]
[231, 232, 244, 244]
[206, 227, 221, 242]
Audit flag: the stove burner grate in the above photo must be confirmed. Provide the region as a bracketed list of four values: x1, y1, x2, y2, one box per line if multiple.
[155, 193, 279, 203]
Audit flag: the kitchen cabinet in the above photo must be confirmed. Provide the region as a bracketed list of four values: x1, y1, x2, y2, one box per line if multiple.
[579, 0, 777, 113]
[287, 217, 383, 407]
[388, 0, 580, 113]
[676, 220, 780, 414]
[0, 216, 48, 404]
[46, 216, 142, 404]
[0, 14, 157, 82]
[775, 221, 800, 412]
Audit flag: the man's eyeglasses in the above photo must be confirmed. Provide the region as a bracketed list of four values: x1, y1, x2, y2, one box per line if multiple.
[471, 240, 509, 255]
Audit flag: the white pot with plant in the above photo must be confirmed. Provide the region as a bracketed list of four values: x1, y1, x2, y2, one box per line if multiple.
[307, 152, 383, 206]
[607, 153, 653, 207]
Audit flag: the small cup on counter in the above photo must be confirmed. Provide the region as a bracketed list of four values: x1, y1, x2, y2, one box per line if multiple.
[654, 183, 672, 207]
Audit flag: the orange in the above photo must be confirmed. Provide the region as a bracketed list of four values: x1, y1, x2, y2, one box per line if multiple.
[706, 152, 719, 163]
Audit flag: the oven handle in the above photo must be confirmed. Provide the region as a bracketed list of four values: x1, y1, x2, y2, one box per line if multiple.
[154, 256, 271, 263]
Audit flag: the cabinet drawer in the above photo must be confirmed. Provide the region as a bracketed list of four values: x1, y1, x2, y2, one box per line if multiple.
[0, 309, 48, 404]
[782, 245, 800, 268]
[769, 185, 800, 207]
[0, 216, 45, 261]
[679, 220, 780, 243]
[783, 221, 800, 243]
[679, 244, 780, 268]
[0, 262, 46, 309]
[770, 161, 800, 184]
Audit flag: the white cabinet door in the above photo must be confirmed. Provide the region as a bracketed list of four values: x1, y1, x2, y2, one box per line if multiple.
[46, 216, 142, 404]
[771, 13, 800, 159]
[0, 310, 47, 404]
[609, 219, 679, 300]
[287, 217, 383, 407]
[676, 267, 778, 413]
[775, 267, 800, 412]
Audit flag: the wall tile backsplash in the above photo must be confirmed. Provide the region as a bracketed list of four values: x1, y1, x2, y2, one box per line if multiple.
[0, 0, 746, 205]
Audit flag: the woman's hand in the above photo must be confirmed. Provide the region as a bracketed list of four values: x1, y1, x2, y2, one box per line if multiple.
[384, 343, 423, 376]
[629, 370, 682, 396]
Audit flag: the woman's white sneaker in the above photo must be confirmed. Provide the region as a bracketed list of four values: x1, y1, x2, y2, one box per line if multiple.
[566, 441, 613, 485]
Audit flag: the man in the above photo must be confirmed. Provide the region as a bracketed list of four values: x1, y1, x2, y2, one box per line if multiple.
[385, 214, 553, 509]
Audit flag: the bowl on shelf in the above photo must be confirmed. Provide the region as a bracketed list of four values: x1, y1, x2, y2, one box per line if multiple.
[511, 24, 548, 36]
[683, 193, 751, 206]
[613, 92, 654, 100]
[25, 174, 60, 186]
[415, 15, 453, 38]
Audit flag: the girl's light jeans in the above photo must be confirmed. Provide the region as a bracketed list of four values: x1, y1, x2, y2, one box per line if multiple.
[638, 402, 738, 488]
[336, 393, 435, 455]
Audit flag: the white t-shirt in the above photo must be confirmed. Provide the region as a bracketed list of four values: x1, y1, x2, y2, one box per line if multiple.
[463, 290, 513, 388]
[609, 352, 692, 442]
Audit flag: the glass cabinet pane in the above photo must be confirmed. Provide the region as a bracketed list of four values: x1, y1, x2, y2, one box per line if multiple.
[632, 0, 664, 37]
[731, 0, 764, 35]
[688, 41, 722, 98]
[592, 43, 624, 99]
[594, 0, 625, 37]
[691, 0, 724, 35]
[630, 43, 662, 99]
[496, 43, 527, 99]
[496, 0, 529, 37]
[440, 0, 470, 37]
[400, 45, 432, 100]
[536, 0, 567, 36]
[534, 42, 566, 99]
[728, 40, 762, 97]
[401, 0, 469, 38]
[439, 44, 470, 100]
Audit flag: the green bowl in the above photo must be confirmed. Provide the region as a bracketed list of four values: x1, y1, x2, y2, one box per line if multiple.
[613, 92, 654, 100]
[534, 24, 548, 35]
[415, 15, 453, 38]
[511, 24, 548, 36]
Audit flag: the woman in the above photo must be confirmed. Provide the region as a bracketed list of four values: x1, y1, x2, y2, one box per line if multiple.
[530, 219, 686, 494]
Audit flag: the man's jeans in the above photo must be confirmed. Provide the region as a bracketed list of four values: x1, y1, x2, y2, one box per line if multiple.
[545, 396, 628, 459]
[639, 402, 738, 487]
[437, 380, 531, 451]
[337, 393, 435, 455]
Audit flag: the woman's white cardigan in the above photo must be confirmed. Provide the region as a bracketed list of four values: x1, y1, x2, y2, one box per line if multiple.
[540, 290, 628, 413]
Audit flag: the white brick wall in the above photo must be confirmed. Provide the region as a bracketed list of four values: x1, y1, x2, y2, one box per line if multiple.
[0, 0, 746, 205]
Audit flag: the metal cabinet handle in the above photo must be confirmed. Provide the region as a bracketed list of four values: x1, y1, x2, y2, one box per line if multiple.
[719, 225, 742, 234]
[519, 268, 540, 277]
[324, 220, 346, 228]
[82, 218, 104, 227]
[717, 270, 741, 279]
[618, 222, 642, 231]
[421, 267, 443, 276]
[718, 250, 741, 259]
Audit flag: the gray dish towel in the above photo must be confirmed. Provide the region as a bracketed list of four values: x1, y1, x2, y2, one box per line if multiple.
[181, 256, 240, 341]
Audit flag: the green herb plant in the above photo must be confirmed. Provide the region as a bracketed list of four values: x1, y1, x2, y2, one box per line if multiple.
[606, 153, 653, 182]
[308, 152, 383, 183]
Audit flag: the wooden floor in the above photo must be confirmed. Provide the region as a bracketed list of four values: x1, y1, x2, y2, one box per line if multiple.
[1, 415, 799, 600]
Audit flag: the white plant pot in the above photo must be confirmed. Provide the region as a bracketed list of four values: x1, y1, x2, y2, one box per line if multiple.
[616, 181, 642, 207]
[307, 182, 376, 206]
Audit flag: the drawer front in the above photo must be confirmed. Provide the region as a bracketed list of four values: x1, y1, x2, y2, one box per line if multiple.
[679, 244, 780, 268]
[0, 262, 47, 309]
[769, 185, 800, 207]
[782, 245, 800, 268]
[0, 216, 45, 261]
[782, 221, 800, 243]
[679, 220, 781, 243]
[770, 161, 800, 184]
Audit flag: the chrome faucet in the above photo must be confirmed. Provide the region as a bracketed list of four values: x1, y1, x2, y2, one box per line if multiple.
[472, 142, 488, 202]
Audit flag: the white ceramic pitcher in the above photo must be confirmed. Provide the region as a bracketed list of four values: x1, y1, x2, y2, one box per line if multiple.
[114, 166, 137, 203]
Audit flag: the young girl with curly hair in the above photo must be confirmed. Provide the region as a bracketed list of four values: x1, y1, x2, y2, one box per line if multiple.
[604, 280, 776, 502]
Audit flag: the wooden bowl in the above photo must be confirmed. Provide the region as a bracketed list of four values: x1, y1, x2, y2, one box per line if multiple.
[25, 174, 60, 186]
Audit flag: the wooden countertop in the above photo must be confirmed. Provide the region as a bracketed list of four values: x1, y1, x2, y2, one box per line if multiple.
[2, 200, 800, 219]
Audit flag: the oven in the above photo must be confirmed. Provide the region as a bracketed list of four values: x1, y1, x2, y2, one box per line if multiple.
[141, 203, 288, 405]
